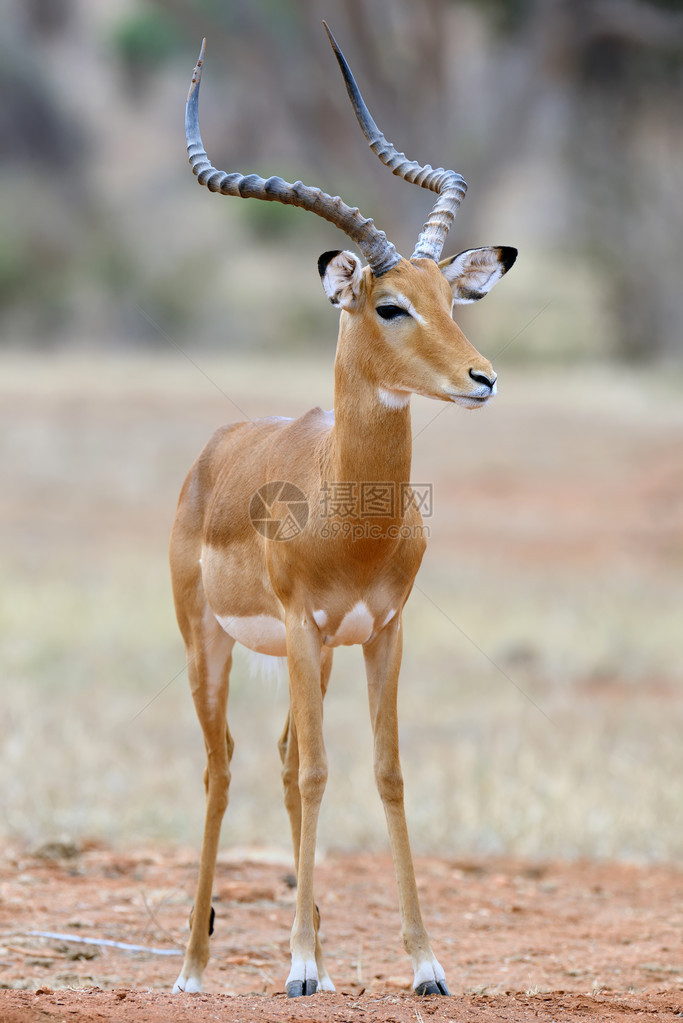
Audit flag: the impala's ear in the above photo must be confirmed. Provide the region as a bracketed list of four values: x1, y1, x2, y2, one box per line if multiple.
[318, 249, 363, 310]
[439, 246, 517, 304]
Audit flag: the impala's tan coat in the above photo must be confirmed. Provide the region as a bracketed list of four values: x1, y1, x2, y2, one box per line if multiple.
[171, 28, 516, 999]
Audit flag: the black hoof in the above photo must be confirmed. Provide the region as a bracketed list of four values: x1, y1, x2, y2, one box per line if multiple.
[286, 979, 318, 998]
[415, 979, 450, 996]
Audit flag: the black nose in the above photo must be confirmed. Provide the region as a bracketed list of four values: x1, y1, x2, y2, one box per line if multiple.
[469, 369, 497, 390]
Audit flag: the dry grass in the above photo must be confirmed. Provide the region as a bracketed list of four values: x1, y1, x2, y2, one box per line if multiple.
[1, 352, 682, 860]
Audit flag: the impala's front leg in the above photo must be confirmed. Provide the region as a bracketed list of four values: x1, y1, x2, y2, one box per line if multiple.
[278, 647, 335, 992]
[285, 611, 327, 997]
[364, 614, 449, 996]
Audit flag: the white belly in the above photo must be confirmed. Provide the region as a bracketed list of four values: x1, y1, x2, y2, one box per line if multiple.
[215, 602, 396, 655]
[215, 613, 287, 656]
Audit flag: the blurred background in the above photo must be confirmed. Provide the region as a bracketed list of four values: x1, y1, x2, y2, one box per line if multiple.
[1, 0, 682, 861]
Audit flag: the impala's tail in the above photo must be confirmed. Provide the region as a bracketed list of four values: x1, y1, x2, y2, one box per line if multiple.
[245, 651, 287, 688]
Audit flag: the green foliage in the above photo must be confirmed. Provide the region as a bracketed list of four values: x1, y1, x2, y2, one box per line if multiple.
[456, 0, 533, 34]
[111, 6, 182, 73]
[0, 235, 32, 305]
[0, 214, 76, 338]
[236, 198, 308, 241]
[648, 0, 683, 12]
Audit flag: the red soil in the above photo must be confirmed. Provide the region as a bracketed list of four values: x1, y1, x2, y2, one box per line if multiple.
[0, 843, 681, 1021]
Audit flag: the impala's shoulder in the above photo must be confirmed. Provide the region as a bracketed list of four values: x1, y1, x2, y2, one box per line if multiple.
[302, 406, 334, 429]
[256, 415, 295, 427]
[276, 406, 334, 441]
[204, 416, 290, 456]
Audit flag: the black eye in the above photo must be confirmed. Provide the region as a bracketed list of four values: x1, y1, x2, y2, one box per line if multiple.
[376, 304, 409, 321]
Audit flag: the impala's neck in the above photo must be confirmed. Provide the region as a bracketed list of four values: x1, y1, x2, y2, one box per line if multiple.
[329, 340, 412, 487]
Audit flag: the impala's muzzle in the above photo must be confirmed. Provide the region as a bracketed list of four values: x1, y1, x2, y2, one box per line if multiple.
[469, 368, 497, 392]
[445, 368, 497, 407]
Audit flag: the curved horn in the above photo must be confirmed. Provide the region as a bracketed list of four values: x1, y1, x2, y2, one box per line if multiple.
[323, 22, 467, 263]
[185, 40, 400, 277]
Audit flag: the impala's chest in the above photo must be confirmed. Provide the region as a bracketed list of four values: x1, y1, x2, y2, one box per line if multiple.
[209, 590, 399, 657]
[312, 600, 397, 648]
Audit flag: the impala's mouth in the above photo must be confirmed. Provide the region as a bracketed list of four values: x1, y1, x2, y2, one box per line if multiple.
[446, 389, 495, 409]
[453, 392, 490, 405]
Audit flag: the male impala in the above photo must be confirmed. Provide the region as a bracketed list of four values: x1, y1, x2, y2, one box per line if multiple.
[171, 24, 516, 999]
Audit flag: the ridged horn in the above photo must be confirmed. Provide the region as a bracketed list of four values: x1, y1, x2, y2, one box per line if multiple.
[323, 22, 467, 263]
[185, 40, 400, 277]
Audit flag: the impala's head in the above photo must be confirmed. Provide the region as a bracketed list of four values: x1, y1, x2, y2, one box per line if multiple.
[318, 248, 515, 409]
[185, 25, 516, 408]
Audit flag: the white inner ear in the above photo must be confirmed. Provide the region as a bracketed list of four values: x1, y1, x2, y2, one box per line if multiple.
[322, 250, 363, 310]
[441, 247, 507, 304]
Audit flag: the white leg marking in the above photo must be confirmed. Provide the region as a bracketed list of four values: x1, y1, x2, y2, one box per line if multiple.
[413, 956, 447, 990]
[173, 970, 203, 994]
[286, 956, 320, 995]
[318, 971, 336, 992]
[380, 607, 397, 629]
[203, 604, 229, 711]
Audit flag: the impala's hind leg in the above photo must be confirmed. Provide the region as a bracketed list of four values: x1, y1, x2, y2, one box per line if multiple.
[173, 607, 235, 994]
[278, 647, 334, 994]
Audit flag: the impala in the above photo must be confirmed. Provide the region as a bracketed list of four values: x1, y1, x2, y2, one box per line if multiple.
[170, 24, 516, 998]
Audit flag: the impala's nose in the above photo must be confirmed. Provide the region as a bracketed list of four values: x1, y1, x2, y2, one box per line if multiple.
[469, 368, 497, 392]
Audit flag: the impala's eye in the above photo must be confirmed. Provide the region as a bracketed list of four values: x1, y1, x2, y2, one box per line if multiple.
[376, 304, 409, 321]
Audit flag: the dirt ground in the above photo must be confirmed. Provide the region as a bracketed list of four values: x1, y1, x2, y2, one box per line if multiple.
[0, 843, 681, 1021]
[2, 361, 683, 1023]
